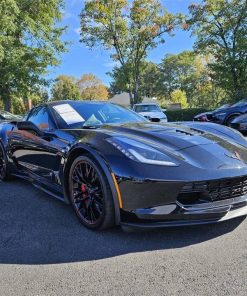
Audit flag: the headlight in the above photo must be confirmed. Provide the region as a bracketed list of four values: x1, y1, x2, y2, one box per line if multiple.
[107, 137, 179, 166]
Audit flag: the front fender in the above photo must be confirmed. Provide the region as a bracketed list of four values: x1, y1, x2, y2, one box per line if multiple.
[63, 143, 121, 225]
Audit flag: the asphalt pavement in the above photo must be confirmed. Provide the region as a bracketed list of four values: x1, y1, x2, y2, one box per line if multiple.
[0, 179, 246, 296]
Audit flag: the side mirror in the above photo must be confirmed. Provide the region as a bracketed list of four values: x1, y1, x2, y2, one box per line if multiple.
[17, 121, 44, 137]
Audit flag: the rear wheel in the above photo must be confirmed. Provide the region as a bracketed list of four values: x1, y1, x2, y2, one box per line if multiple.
[69, 155, 115, 230]
[0, 142, 11, 181]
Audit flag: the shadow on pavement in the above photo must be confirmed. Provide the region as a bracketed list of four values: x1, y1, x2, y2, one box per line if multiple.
[0, 180, 245, 265]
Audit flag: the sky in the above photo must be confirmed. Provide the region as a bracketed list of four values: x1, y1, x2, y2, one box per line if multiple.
[48, 0, 197, 86]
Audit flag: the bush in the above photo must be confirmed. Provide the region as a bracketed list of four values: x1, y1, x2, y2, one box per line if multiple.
[165, 108, 210, 122]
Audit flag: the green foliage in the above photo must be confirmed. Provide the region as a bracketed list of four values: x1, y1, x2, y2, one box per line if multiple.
[11, 96, 26, 115]
[52, 75, 80, 101]
[109, 61, 163, 100]
[170, 89, 188, 109]
[77, 74, 109, 100]
[159, 51, 226, 108]
[188, 0, 247, 101]
[165, 108, 210, 122]
[80, 0, 180, 105]
[0, 0, 66, 111]
[51, 74, 109, 101]
[110, 50, 227, 109]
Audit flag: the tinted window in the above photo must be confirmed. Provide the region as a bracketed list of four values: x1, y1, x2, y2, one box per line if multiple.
[27, 106, 54, 131]
[134, 105, 160, 113]
[52, 102, 146, 129]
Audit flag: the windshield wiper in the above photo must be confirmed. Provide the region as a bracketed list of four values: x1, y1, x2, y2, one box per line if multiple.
[81, 125, 101, 129]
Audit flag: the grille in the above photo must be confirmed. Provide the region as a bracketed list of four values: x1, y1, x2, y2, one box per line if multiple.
[178, 176, 247, 204]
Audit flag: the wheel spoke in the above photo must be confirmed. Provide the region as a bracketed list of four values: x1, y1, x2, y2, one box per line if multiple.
[71, 160, 104, 225]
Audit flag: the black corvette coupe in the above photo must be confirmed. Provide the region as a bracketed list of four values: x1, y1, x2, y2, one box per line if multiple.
[1, 100, 247, 230]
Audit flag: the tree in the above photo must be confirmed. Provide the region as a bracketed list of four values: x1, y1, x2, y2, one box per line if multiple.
[52, 75, 80, 101]
[160, 51, 203, 100]
[80, 0, 180, 105]
[188, 0, 247, 101]
[170, 89, 188, 109]
[77, 74, 109, 100]
[159, 51, 226, 108]
[109, 61, 163, 99]
[0, 0, 66, 111]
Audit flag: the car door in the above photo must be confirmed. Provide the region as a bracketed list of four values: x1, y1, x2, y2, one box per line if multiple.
[8, 106, 68, 190]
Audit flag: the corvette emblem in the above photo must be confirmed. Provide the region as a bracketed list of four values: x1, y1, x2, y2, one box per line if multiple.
[225, 151, 241, 160]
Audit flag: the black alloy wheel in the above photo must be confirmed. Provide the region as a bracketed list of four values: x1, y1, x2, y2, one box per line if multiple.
[69, 155, 115, 230]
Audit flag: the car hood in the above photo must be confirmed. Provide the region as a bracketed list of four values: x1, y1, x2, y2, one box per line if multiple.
[67, 122, 247, 170]
[138, 111, 166, 119]
[98, 122, 247, 170]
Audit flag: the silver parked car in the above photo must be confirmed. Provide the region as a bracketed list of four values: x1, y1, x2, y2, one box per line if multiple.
[133, 103, 167, 122]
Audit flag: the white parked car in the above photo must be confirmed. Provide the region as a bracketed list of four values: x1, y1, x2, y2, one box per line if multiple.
[133, 103, 167, 122]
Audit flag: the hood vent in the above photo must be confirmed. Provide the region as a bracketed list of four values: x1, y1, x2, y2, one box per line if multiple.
[175, 129, 194, 136]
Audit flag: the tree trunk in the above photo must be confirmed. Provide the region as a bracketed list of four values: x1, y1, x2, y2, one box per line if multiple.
[1, 88, 11, 112]
[128, 91, 134, 107]
[133, 78, 140, 105]
[231, 66, 241, 101]
[4, 98, 11, 112]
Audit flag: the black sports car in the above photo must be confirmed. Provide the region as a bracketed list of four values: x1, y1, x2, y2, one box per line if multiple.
[208, 99, 247, 126]
[230, 113, 247, 134]
[193, 104, 230, 122]
[1, 100, 247, 231]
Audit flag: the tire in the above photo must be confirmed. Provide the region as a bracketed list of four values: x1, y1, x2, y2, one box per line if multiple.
[69, 155, 115, 230]
[225, 114, 239, 126]
[0, 141, 12, 181]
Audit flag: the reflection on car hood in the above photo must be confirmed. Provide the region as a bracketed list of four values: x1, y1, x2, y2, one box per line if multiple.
[105, 122, 247, 169]
[138, 111, 166, 119]
[68, 121, 247, 170]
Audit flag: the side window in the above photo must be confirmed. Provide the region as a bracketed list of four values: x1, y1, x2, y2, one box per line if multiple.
[27, 107, 54, 131]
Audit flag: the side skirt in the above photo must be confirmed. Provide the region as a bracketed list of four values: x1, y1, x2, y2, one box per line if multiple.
[12, 172, 65, 203]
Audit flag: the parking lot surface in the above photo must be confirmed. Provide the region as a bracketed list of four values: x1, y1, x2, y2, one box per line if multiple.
[0, 180, 246, 296]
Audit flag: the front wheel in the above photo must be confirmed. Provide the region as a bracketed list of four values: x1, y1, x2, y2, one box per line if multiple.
[69, 155, 115, 230]
[225, 115, 239, 126]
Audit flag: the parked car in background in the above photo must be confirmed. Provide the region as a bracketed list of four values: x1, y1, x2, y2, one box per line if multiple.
[230, 114, 247, 135]
[133, 103, 167, 122]
[0, 110, 22, 122]
[194, 99, 247, 126]
[194, 104, 230, 122]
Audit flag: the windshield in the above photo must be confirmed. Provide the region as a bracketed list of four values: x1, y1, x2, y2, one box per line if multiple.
[231, 99, 247, 107]
[215, 104, 230, 111]
[53, 102, 147, 129]
[134, 105, 161, 113]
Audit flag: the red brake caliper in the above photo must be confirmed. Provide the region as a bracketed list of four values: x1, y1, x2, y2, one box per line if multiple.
[81, 184, 87, 193]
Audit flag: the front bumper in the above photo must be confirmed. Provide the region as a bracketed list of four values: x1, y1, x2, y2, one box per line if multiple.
[120, 193, 247, 230]
[231, 122, 247, 133]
